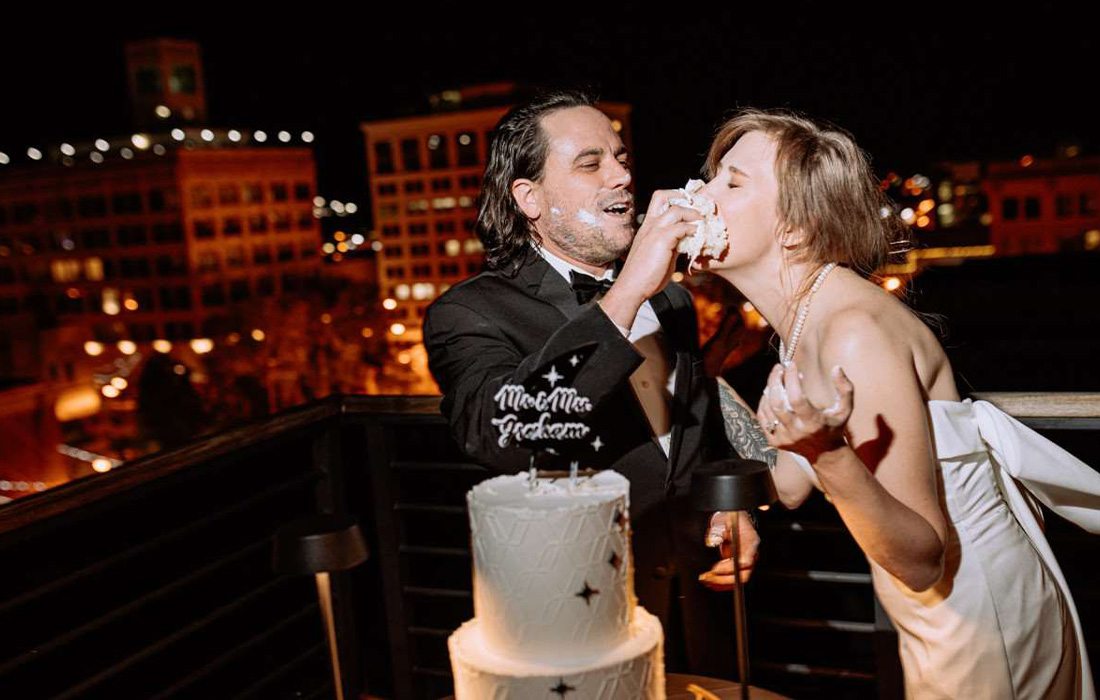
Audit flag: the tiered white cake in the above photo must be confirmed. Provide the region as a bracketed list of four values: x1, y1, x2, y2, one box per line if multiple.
[448, 470, 665, 699]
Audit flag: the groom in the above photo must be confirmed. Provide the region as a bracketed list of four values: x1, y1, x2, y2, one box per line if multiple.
[423, 89, 750, 674]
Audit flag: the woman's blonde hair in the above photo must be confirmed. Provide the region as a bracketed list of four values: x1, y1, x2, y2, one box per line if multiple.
[704, 107, 910, 295]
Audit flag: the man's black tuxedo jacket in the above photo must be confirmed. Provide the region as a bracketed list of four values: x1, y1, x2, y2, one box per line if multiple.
[423, 245, 735, 646]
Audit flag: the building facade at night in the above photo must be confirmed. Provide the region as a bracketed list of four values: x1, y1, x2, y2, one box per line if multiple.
[984, 154, 1100, 255]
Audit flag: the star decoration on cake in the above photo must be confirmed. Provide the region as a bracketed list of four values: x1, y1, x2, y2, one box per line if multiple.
[608, 550, 622, 571]
[542, 365, 563, 387]
[613, 507, 628, 531]
[591, 435, 604, 452]
[575, 580, 600, 606]
[550, 678, 576, 697]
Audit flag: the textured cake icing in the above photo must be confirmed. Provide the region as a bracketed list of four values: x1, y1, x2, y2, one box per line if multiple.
[671, 178, 728, 263]
[449, 470, 665, 699]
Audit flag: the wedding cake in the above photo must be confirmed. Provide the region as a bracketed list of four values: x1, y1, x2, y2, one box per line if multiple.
[448, 470, 665, 698]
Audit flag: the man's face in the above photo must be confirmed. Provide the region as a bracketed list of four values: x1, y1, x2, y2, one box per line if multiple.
[528, 106, 635, 267]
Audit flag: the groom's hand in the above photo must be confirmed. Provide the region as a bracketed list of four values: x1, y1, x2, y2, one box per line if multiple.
[599, 190, 700, 329]
[698, 510, 761, 590]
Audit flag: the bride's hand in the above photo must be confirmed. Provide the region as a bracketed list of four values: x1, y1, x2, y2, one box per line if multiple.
[756, 361, 853, 462]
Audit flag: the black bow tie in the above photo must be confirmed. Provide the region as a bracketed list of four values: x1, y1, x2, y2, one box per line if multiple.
[569, 270, 615, 305]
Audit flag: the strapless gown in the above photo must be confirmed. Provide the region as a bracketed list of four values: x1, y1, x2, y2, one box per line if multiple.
[724, 390, 1100, 698]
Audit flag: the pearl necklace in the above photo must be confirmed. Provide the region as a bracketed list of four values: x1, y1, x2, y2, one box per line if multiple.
[778, 262, 838, 366]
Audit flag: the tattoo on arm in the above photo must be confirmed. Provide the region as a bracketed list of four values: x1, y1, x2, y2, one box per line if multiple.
[718, 379, 778, 469]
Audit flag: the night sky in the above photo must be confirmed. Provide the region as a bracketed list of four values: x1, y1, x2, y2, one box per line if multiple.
[2, 11, 1095, 209]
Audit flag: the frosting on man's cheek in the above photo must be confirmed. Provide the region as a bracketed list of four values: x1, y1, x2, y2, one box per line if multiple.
[576, 209, 599, 226]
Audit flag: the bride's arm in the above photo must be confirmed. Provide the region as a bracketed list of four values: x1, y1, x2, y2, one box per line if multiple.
[769, 310, 946, 592]
[717, 377, 815, 508]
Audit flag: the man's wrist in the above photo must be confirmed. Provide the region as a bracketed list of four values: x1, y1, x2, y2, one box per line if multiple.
[598, 287, 644, 330]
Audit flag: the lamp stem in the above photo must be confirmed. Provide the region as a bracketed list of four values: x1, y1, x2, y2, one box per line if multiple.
[732, 511, 750, 700]
[315, 571, 345, 700]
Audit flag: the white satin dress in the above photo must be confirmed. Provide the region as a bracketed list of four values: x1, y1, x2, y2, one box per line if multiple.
[726, 389, 1100, 699]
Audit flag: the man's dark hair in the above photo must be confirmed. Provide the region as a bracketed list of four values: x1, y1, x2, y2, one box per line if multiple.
[477, 88, 598, 273]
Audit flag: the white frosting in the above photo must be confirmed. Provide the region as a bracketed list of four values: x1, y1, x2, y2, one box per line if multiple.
[671, 179, 728, 261]
[467, 472, 634, 663]
[450, 607, 665, 699]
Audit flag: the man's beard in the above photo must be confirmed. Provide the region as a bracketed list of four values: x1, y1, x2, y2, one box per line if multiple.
[543, 205, 633, 267]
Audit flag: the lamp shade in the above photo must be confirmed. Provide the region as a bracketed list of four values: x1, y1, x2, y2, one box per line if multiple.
[273, 514, 369, 575]
[690, 458, 778, 512]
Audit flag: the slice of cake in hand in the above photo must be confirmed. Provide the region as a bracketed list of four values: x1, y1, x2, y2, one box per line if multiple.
[670, 179, 728, 269]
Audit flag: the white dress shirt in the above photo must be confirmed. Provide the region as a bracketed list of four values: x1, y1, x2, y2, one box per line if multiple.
[535, 245, 676, 456]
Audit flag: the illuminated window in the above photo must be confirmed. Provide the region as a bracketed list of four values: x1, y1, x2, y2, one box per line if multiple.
[51, 259, 82, 283]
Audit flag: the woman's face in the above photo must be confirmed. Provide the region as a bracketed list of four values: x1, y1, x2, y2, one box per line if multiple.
[700, 130, 786, 271]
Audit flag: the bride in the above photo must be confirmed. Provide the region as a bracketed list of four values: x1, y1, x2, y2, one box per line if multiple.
[695, 108, 1098, 698]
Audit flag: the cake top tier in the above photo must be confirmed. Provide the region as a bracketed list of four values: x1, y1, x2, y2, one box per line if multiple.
[468, 470, 629, 511]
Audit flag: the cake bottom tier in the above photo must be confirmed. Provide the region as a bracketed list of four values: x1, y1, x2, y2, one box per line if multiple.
[448, 606, 665, 700]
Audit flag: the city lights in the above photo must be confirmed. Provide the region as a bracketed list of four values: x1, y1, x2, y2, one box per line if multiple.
[361, 327, 374, 338]
[351, 233, 365, 246]
[84, 341, 104, 357]
[884, 277, 903, 291]
[120, 148, 134, 160]
[382, 298, 397, 310]
[153, 340, 173, 353]
[90, 152, 104, 164]
[344, 202, 358, 214]
[117, 340, 137, 355]
[92, 458, 113, 473]
[60, 143, 75, 156]
[390, 323, 407, 336]
[27, 147, 43, 160]
[277, 131, 291, 143]
[101, 385, 120, 399]
[110, 377, 128, 390]
[254, 130, 267, 142]
[228, 129, 242, 142]
[123, 298, 139, 311]
[200, 129, 215, 142]
[301, 131, 314, 143]
[0, 152, 9, 165]
[155, 104, 171, 118]
[171, 128, 186, 141]
[131, 133, 151, 150]
[671, 272, 684, 283]
[94, 139, 110, 152]
[190, 338, 214, 354]
[313, 196, 326, 207]
[251, 329, 266, 341]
